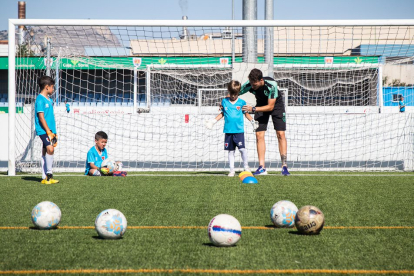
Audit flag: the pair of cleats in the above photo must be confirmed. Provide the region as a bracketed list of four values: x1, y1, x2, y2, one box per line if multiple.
[41, 173, 59, 184]
[113, 171, 127, 177]
[252, 165, 291, 176]
[228, 167, 250, 177]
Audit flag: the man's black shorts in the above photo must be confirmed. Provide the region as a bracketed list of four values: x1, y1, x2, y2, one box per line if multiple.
[254, 109, 286, 132]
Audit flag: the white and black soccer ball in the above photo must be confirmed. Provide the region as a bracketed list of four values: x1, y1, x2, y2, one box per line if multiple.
[31, 201, 61, 229]
[101, 159, 117, 174]
[270, 200, 298, 228]
[208, 214, 242, 247]
[95, 209, 127, 239]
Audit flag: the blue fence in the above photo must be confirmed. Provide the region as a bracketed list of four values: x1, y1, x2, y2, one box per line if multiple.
[383, 87, 413, 106]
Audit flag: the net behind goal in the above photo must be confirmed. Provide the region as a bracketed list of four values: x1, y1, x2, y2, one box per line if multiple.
[7, 19, 414, 174]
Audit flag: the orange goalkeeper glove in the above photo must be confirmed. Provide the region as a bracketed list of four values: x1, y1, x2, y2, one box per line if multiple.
[46, 131, 58, 147]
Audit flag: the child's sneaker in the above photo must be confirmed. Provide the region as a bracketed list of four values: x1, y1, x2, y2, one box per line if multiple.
[113, 171, 127, 177]
[281, 166, 290, 176]
[243, 166, 251, 172]
[253, 166, 267, 175]
[42, 173, 59, 184]
[228, 171, 235, 177]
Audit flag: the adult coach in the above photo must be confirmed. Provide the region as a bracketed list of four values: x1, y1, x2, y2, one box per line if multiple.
[240, 68, 290, 176]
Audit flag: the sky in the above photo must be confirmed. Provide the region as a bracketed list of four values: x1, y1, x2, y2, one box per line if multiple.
[1, 0, 414, 31]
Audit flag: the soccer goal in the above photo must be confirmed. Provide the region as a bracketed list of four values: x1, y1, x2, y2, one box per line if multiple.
[7, 19, 414, 174]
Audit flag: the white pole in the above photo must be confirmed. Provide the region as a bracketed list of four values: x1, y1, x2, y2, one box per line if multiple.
[8, 21, 16, 176]
[378, 65, 383, 113]
[9, 19, 414, 27]
[133, 66, 137, 112]
[146, 65, 151, 109]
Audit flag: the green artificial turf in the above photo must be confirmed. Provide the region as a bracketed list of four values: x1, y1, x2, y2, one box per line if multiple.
[0, 173, 413, 275]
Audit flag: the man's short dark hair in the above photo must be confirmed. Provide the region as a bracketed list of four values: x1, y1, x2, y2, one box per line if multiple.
[38, 76, 55, 91]
[248, 69, 263, 83]
[95, 131, 108, 140]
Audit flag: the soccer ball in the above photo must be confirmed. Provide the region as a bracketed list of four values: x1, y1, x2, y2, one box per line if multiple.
[294, 205, 325, 235]
[101, 159, 117, 174]
[31, 201, 61, 229]
[208, 214, 242, 247]
[270, 200, 298, 228]
[95, 209, 127, 239]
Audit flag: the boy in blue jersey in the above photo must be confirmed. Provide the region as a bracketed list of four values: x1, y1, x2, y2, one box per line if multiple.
[85, 131, 126, 176]
[65, 101, 70, 113]
[205, 80, 258, 177]
[399, 96, 405, 113]
[35, 76, 59, 184]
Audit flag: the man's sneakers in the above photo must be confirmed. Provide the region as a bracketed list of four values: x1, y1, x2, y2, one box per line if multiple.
[41, 173, 59, 184]
[281, 166, 291, 176]
[228, 170, 235, 177]
[253, 165, 267, 176]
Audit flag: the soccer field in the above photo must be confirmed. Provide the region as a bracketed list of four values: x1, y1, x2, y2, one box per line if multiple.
[0, 172, 413, 275]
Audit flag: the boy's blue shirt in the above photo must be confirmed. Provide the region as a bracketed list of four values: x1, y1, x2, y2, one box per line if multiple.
[85, 146, 108, 175]
[34, 94, 56, 135]
[399, 100, 405, 112]
[221, 97, 247, 134]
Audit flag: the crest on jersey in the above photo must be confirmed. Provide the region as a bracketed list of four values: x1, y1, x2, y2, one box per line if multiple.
[101, 156, 105, 160]
[225, 143, 229, 148]
[236, 106, 241, 111]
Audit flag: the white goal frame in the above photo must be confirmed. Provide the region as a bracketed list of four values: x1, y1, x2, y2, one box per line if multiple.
[8, 19, 414, 175]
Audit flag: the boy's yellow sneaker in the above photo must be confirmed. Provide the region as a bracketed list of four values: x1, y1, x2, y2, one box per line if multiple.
[41, 179, 51, 184]
[41, 174, 59, 184]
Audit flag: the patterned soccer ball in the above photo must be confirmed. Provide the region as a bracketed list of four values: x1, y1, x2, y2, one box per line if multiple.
[101, 159, 117, 174]
[95, 209, 127, 239]
[294, 205, 325, 235]
[208, 214, 242, 247]
[270, 200, 298, 228]
[31, 201, 61, 229]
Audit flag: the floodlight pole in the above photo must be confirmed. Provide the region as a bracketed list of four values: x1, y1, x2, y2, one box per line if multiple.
[231, 0, 235, 68]
[265, 0, 274, 78]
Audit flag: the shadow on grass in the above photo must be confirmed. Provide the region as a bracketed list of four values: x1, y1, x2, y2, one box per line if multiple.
[202, 242, 238, 247]
[288, 230, 321, 236]
[22, 176, 42, 182]
[264, 225, 276, 228]
[92, 235, 124, 240]
[29, 226, 58, 231]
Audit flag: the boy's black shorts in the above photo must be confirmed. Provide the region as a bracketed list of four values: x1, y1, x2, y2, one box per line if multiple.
[39, 134, 52, 149]
[254, 109, 286, 132]
[224, 133, 246, 151]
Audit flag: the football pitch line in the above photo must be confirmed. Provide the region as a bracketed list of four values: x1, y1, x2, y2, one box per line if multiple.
[0, 268, 413, 275]
[1, 226, 413, 230]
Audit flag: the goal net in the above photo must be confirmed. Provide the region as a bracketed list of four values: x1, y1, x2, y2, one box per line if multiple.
[8, 20, 414, 174]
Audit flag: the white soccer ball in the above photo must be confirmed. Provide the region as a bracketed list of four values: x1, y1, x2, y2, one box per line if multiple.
[31, 201, 61, 229]
[270, 200, 298, 228]
[101, 159, 117, 174]
[208, 214, 242, 247]
[95, 209, 127, 239]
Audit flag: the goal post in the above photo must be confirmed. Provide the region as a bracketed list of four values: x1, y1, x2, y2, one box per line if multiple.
[7, 19, 414, 175]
